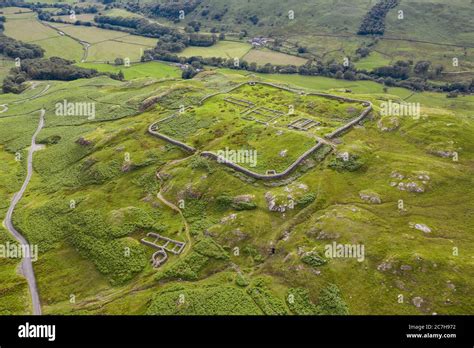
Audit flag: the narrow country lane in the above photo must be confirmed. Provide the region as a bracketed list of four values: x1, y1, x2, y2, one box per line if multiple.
[3, 109, 45, 315]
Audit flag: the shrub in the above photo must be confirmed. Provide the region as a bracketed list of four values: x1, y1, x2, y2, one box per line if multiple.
[301, 251, 327, 268]
[287, 288, 318, 315]
[235, 273, 249, 287]
[216, 195, 233, 209]
[316, 284, 349, 315]
[190, 156, 211, 172]
[297, 193, 316, 207]
[232, 201, 257, 211]
[158, 251, 209, 281]
[328, 154, 365, 172]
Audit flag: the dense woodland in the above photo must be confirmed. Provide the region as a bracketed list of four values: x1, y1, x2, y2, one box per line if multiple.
[2, 57, 103, 93]
[0, 35, 44, 59]
[358, 0, 400, 35]
[143, 0, 202, 21]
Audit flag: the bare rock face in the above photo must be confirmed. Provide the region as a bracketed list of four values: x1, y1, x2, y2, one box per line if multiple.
[359, 190, 382, 204]
[233, 194, 254, 203]
[220, 213, 237, 224]
[378, 116, 400, 132]
[429, 150, 456, 158]
[232, 229, 248, 241]
[76, 137, 92, 146]
[400, 265, 412, 271]
[264, 192, 276, 211]
[315, 230, 340, 240]
[121, 162, 133, 172]
[377, 262, 393, 272]
[395, 280, 406, 290]
[140, 95, 161, 112]
[391, 171, 430, 193]
[391, 171, 405, 180]
[264, 191, 286, 212]
[397, 182, 424, 193]
[142, 194, 153, 203]
[410, 223, 432, 234]
[412, 297, 424, 308]
[447, 281, 456, 291]
[178, 184, 202, 200]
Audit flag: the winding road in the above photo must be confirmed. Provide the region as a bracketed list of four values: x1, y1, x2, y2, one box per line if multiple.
[3, 109, 45, 315]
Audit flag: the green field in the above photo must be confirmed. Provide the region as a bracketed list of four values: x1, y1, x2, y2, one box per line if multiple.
[0, 58, 14, 82]
[181, 40, 252, 59]
[355, 51, 392, 71]
[243, 48, 308, 66]
[53, 13, 97, 24]
[3, 11, 84, 62]
[77, 61, 181, 80]
[45, 22, 158, 62]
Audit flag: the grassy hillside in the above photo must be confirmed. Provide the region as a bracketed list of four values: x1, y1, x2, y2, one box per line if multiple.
[0, 67, 472, 314]
[138, 0, 474, 78]
[0, 2, 472, 316]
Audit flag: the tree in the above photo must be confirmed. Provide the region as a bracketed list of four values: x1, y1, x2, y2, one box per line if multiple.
[117, 70, 124, 81]
[343, 70, 356, 80]
[297, 46, 308, 54]
[182, 67, 197, 79]
[414, 61, 431, 76]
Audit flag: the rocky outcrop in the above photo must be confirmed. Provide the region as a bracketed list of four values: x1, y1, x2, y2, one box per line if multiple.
[264, 192, 285, 212]
[76, 137, 92, 146]
[398, 181, 425, 193]
[390, 171, 431, 193]
[233, 194, 254, 203]
[359, 190, 382, 204]
[377, 261, 393, 272]
[377, 116, 400, 132]
[412, 296, 424, 308]
[428, 149, 456, 158]
[410, 223, 432, 233]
